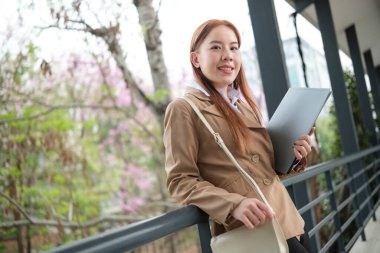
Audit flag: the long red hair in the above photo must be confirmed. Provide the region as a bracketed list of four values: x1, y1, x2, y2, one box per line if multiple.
[190, 19, 261, 152]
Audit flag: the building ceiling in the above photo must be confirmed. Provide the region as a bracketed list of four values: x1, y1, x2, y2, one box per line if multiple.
[287, 0, 380, 70]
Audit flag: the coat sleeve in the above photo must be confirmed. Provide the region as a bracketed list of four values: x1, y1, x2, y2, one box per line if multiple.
[163, 99, 246, 225]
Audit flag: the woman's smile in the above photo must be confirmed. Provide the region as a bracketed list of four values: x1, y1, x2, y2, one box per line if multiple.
[218, 65, 234, 74]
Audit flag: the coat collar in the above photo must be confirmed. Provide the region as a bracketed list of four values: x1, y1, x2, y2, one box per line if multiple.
[187, 80, 241, 105]
[236, 100, 264, 129]
[184, 85, 264, 129]
[185, 86, 211, 101]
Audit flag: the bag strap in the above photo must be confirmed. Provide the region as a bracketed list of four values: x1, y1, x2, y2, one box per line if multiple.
[181, 96, 271, 208]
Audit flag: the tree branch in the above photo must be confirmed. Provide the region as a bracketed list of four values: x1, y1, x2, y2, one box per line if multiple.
[0, 191, 34, 223]
[0, 103, 124, 125]
[90, 52, 159, 143]
[0, 215, 144, 229]
[0, 191, 145, 229]
[35, 24, 88, 33]
[6, 89, 160, 143]
[38, 16, 162, 116]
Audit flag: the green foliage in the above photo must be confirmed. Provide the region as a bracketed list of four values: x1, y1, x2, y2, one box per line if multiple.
[317, 69, 372, 162]
[315, 106, 342, 162]
[0, 41, 162, 252]
[39, 243, 55, 251]
[148, 88, 170, 103]
[0, 244, 5, 253]
[345, 71, 371, 149]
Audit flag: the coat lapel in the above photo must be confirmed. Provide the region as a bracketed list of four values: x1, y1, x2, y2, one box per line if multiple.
[184, 86, 264, 127]
[184, 87, 211, 101]
[202, 104, 224, 118]
[185, 87, 224, 118]
[236, 100, 264, 129]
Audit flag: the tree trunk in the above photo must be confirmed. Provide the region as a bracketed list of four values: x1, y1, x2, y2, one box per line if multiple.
[133, 0, 170, 204]
[8, 176, 24, 253]
[26, 225, 31, 253]
[133, 0, 170, 99]
[133, 0, 171, 136]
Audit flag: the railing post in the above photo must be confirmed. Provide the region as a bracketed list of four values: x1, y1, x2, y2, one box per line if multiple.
[364, 50, 380, 121]
[345, 24, 378, 146]
[372, 157, 380, 216]
[197, 220, 213, 253]
[377, 158, 380, 202]
[325, 170, 345, 252]
[346, 163, 367, 241]
[290, 182, 319, 253]
[246, 0, 289, 117]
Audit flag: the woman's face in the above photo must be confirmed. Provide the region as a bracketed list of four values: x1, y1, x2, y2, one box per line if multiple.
[191, 25, 241, 89]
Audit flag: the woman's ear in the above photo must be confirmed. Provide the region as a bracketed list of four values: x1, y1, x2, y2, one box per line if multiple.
[190, 52, 200, 68]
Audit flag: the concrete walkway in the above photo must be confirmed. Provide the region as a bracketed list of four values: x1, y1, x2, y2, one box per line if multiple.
[350, 206, 380, 253]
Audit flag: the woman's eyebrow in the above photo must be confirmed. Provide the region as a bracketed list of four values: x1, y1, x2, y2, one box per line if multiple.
[208, 40, 239, 45]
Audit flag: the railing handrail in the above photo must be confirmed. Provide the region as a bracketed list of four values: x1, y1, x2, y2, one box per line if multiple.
[44, 205, 209, 253]
[43, 145, 380, 253]
[282, 145, 380, 186]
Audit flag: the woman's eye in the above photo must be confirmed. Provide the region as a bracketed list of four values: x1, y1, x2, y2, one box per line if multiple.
[211, 46, 221, 50]
[231, 46, 239, 51]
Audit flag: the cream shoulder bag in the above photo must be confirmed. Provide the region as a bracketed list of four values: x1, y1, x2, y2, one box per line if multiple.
[182, 96, 289, 253]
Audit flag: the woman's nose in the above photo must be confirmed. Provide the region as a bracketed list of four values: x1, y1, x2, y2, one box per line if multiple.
[222, 54, 232, 61]
[222, 50, 233, 61]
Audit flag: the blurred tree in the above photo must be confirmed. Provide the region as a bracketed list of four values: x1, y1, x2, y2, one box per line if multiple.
[44, 0, 170, 123]
[0, 0, 192, 252]
[41, 0, 173, 221]
[0, 42, 154, 252]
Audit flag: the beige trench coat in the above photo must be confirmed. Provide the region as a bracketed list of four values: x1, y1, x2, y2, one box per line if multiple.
[163, 87, 305, 239]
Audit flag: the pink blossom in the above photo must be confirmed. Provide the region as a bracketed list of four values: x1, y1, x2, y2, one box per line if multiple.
[101, 138, 114, 146]
[136, 179, 152, 190]
[131, 197, 144, 206]
[111, 123, 128, 137]
[122, 204, 136, 212]
[124, 164, 142, 176]
[80, 113, 87, 121]
[119, 191, 129, 198]
[116, 88, 131, 106]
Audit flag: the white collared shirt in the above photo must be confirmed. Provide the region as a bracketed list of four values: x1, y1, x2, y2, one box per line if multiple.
[188, 80, 241, 112]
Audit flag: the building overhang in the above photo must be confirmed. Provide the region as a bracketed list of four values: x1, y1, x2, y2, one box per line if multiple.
[286, 0, 380, 68]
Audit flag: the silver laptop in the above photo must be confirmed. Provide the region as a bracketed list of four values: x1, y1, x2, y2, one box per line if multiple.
[267, 87, 331, 174]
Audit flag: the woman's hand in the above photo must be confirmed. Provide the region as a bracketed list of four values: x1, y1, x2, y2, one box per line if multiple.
[231, 198, 274, 229]
[293, 127, 315, 160]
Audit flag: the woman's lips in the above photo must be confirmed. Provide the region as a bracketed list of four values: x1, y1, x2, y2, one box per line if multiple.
[218, 66, 233, 74]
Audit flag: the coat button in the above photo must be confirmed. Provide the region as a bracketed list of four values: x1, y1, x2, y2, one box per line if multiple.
[263, 178, 272, 185]
[251, 154, 260, 163]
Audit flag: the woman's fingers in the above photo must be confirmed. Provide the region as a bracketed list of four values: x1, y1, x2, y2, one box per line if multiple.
[293, 127, 315, 159]
[294, 139, 311, 151]
[250, 204, 266, 224]
[245, 210, 261, 226]
[255, 200, 274, 219]
[232, 199, 274, 229]
[294, 145, 308, 158]
[294, 138, 312, 159]
[242, 215, 255, 229]
[297, 135, 312, 145]
[309, 127, 316, 136]
[294, 149, 303, 160]
[294, 143, 309, 157]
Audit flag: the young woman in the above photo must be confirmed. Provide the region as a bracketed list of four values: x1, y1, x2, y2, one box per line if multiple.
[163, 19, 313, 253]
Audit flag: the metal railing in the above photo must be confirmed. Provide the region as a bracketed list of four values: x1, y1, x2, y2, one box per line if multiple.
[282, 146, 380, 252]
[44, 146, 380, 253]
